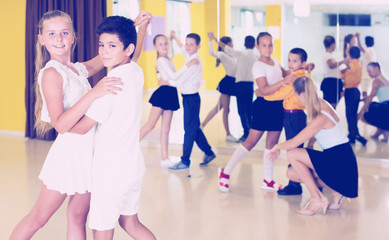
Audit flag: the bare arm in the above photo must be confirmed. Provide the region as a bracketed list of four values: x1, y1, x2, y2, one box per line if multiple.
[268, 114, 329, 160]
[358, 79, 380, 119]
[132, 11, 152, 63]
[255, 74, 295, 96]
[171, 30, 183, 48]
[41, 68, 122, 134]
[355, 32, 365, 53]
[69, 115, 98, 135]
[327, 58, 349, 69]
[82, 55, 104, 78]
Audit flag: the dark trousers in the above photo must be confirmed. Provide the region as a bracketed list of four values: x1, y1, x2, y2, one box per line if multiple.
[181, 93, 213, 166]
[345, 88, 361, 137]
[235, 82, 254, 138]
[284, 111, 307, 186]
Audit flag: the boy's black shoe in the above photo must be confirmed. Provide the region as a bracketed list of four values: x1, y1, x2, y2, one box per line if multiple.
[277, 182, 302, 195]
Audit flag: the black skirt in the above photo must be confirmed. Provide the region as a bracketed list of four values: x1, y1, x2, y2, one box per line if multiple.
[149, 86, 180, 111]
[364, 101, 389, 130]
[307, 143, 358, 198]
[250, 97, 284, 131]
[320, 77, 343, 104]
[217, 75, 236, 96]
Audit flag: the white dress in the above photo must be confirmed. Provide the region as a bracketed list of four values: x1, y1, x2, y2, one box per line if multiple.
[38, 60, 95, 195]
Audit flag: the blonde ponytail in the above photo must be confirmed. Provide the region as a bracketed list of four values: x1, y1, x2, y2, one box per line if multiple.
[34, 10, 76, 137]
[293, 76, 321, 122]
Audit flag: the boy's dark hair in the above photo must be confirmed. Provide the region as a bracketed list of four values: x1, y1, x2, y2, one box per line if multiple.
[244, 35, 255, 49]
[365, 36, 374, 47]
[186, 33, 201, 45]
[323, 35, 335, 49]
[290, 48, 308, 62]
[97, 16, 137, 58]
[256, 32, 272, 44]
[349, 46, 361, 59]
[368, 62, 381, 71]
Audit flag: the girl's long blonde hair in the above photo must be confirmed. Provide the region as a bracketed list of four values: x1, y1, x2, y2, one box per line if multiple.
[34, 10, 76, 137]
[293, 76, 321, 122]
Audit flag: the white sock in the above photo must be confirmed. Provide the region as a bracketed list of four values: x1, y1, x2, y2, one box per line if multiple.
[263, 149, 274, 182]
[224, 145, 249, 175]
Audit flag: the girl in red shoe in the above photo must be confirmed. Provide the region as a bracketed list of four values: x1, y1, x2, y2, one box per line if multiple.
[218, 32, 296, 192]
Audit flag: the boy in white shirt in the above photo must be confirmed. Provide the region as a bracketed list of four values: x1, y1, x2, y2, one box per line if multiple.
[70, 15, 156, 240]
[166, 32, 216, 170]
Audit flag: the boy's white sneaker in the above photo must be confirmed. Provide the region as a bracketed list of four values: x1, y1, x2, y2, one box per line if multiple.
[226, 134, 240, 143]
[160, 158, 176, 168]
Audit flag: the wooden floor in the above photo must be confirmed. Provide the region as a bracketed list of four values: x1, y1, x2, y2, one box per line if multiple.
[2, 89, 389, 240]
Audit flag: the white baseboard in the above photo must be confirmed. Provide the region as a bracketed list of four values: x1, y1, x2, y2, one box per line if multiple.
[0, 130, 25, 138]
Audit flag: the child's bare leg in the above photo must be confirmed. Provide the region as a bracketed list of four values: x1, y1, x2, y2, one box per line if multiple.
[9, 185, 67, 240]
[202, 98, 222, 128]
[371, 128, 383, 139]
[160, 110, 173, 160]
[220, 94, 231, 136]
[140, 107, 163, 141]
[67, 192, 90, 240]
[93, 229, 114, 240]
[119, 214, 156, 240]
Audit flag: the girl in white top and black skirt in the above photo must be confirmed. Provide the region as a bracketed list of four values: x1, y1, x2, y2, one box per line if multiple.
[201, 34, 238, 142]
[269, 76, 358, 216]
[320, 35, 349, 109]
[218, 32, 296, 192]
[140, 34, 199, 168]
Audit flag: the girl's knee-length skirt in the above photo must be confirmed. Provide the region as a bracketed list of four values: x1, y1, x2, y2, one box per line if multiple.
[217, 75, 236, 96]
[251, 97, 284, 131]
[306, 142, 358, 198]
[149, 86, 180, 111]
[363, 101, 389, 130]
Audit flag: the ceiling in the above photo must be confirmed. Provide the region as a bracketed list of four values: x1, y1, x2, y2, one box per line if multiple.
[231, 0, 389, 14]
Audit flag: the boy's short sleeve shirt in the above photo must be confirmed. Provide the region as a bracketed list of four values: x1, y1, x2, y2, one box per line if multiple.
[86, 62, 145, 194]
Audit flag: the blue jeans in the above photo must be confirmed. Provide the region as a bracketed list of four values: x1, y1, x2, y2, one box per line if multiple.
[235, 82, 254, 138]
[345, 88, 361, 137]
[181, 93, 213, 166]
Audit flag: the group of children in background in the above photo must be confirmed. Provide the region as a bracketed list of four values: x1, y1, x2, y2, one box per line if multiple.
[10, 7, 389, 240]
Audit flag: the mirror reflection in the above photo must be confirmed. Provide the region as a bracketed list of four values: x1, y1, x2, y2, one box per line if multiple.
[126, 0, 389, 161]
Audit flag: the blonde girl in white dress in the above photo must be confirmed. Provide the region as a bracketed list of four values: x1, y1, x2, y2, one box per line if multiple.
[9, 10, 122, 240]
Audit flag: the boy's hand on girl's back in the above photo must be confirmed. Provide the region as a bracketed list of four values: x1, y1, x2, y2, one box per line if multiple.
[92, 77, 123, 97]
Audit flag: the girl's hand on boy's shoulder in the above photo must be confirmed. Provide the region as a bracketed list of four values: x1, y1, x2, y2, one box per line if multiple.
[91, 77, 123, 97]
